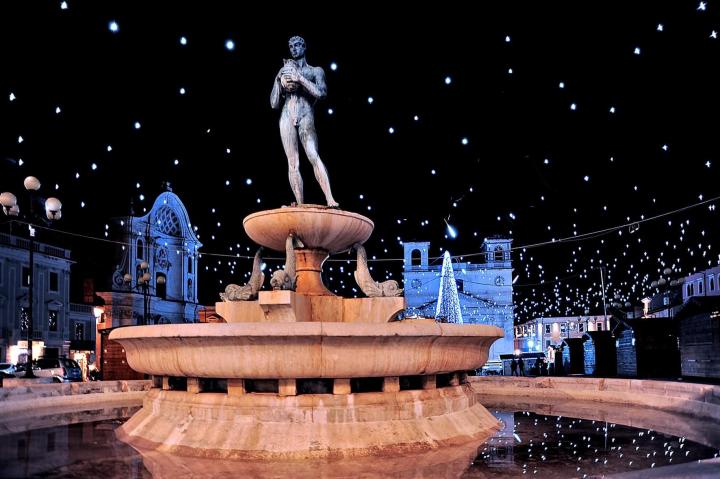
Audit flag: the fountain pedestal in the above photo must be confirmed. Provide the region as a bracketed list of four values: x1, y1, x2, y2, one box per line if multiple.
[113, 206, 503, 459]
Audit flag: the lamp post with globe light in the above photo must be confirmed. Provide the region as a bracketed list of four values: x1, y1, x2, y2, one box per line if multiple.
[123, 262, 165, 325]
[0, 176, 62, 379]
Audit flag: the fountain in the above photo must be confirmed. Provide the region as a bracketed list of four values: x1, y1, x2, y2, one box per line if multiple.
[110, 35, 503, 460]
[111, 204, 503, 459]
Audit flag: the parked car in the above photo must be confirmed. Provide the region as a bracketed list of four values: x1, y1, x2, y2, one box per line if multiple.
[479, 359, 504, 376]
[0, 363, 16, 377]
[33, 357, 83, 382]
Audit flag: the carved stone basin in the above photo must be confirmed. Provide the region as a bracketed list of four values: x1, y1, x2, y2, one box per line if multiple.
[111, 321, 504, 460]
[243, 206, 374, 254]
[110, 322, 503, 379]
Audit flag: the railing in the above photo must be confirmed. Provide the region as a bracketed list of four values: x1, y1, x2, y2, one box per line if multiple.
[405, 262, 511, 272]
[70, 303, 93, 314]
[0, 233, 71, 259]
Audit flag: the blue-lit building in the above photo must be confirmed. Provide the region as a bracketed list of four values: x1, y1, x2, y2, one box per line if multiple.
[402, 238, 514, 360]
[98, 189, 202, 327]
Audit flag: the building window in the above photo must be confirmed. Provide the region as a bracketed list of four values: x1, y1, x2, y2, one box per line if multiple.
[188, 257, 193, 274]
[49, 272, 59, 292]
[688, 283, 694, 296]
[597, 322, 603, 331]
[494, 246, 504, 262]
[48, 310, 58, 332]
[710, 275, 715, 292]
[22, 266, 30, 287]
[74, 322, 85, 341]
[411, 249, 422, 267]
[20, 307, 29, 332]
[698, 280, 704, 295]
[137, 239, 144, 260]
[545, 324, 551, 334]
[560, 323, 567, 335]
[579, 323, 584, 333]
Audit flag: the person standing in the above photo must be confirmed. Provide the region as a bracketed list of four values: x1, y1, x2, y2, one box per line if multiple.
[518, 356, 525, 376]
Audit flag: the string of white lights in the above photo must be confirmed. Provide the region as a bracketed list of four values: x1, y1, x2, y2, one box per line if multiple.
[5, 193, 717, 267]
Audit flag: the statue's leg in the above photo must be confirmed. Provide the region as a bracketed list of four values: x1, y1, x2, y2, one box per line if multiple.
[280, 113, 303, 204]
[299, 119, 338, 207]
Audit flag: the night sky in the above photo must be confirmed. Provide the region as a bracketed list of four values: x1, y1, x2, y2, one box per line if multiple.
[1, 2, 719, 323]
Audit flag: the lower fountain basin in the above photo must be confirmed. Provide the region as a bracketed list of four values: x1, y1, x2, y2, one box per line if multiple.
[110, 322, 503, 379]
[116, 384, 500, 460]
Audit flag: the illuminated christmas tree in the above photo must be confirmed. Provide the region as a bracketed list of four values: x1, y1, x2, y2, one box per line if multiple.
[435, 251, 463, 324]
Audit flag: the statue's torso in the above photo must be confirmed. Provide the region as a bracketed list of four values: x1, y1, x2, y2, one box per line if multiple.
[282, 64, 318, 123]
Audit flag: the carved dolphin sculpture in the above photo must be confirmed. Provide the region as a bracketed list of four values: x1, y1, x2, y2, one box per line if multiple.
[220, 248, 265, 301]
[270, 234, 303, 291]
[353, 243, 403, 297]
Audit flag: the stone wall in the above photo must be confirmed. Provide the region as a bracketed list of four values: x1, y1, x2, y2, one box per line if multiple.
[0, 380, 150, 414]
[470, 376, 720, 425]
[616, 329, 638, 377]
[680, 310, 720, 379]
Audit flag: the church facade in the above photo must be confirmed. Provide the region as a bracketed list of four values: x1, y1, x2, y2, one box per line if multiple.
[98, 190, 202, 328]
[402, 238, 514, 360]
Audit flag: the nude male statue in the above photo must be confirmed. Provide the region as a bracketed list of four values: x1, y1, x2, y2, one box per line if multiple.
[270, 36, 338, 207]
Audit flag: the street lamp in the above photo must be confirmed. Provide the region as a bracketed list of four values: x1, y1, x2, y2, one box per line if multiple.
[92, 295, 106, 324]
[123, 262, 165, 325]
[1, 176, 63, 379]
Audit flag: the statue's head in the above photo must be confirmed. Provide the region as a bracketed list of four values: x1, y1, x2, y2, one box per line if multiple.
[270, 269, 293, 290]
[288, 36, 306, 59]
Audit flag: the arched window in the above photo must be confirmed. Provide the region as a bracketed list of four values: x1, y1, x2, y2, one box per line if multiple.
[698, 280, 704, 295]
[188, 257, 193, 274]
[136, 239, 144, 260]
[709, 275, 715, 292]
[688, 283, 694, 296]
[494, 246, 504, 262]
[411, 249, 422, 267]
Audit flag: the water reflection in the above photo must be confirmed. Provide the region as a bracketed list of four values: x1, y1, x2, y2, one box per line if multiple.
[136, 442, 484, 478]
[0, 420, 148, 478]
[1, 398, 718, 478]
[482, 394, 720, 450]
[0, 402, 141, 435]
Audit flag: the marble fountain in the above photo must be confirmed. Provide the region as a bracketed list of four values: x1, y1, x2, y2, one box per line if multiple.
[110, 205, 504, 460]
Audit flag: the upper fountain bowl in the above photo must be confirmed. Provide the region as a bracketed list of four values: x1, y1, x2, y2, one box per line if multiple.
[243, 206, 374, 253]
